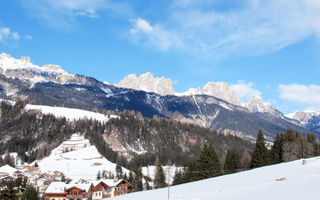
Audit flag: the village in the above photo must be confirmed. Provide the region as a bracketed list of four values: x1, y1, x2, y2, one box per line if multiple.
[0, 134, 132, 200]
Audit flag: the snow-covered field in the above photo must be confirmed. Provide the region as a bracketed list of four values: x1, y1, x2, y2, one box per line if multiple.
[35, 135, 128, 181]
[26, 104, 118, 123]
[113, 157, 320, 200]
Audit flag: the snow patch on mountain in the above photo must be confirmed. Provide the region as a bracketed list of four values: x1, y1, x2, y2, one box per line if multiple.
[115, 72, 174, 96]
[25, 104, 118, 123]
[114, 157, 320, 200]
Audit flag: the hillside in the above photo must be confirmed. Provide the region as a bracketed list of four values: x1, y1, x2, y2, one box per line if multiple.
[113, 157, 320, 200]
[35, 133, 129, 181]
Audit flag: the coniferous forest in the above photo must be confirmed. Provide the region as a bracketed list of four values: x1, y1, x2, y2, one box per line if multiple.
[0, 100, 319, 191]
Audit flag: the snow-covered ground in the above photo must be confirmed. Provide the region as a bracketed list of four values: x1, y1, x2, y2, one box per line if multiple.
[35, 134, 129, 181]
[26, 104, 118, 123]
[113, 157, 320, 200]
[142, 165, 184, 185]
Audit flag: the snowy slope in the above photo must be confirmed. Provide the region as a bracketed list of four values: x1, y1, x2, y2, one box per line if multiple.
[35, 135, 129, 181]
[113, 157, 320, 200]
[142, 165, 184, 185]
[26, 104, 118, 123]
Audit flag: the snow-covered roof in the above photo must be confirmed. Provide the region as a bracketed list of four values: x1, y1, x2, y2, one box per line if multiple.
[45, 182, 93, 194]
[66, 183, 92, 192]
[0, 164, 18, 176]
[45, 182, 66, 194]
[93, 179, 130, 187]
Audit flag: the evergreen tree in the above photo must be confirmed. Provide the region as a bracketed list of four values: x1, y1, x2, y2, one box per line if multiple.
[172, 170, 184, 185]
[154, 157, 166, 189]
[224, 147, 240, 174]
[116, 164, 123, 179]
[197, 143, 221, 179]
[270, 134, 283, 164]
[96, 170, 101, 180]
[0, 181, 19, 200]
[21, 185, 40, 200]
[250, 130, 270, 168]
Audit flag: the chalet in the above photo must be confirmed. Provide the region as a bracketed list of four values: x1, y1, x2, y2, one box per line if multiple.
[45, 179, 131, 200]
[92, 179, 131, 199]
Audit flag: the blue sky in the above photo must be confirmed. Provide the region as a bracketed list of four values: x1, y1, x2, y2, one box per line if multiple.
[1, 0, 320, 114]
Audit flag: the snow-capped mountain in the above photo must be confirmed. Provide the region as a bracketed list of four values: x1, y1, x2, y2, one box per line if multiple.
[178, 82, 242, 106]
[115, 72, 175, 96]
[246, 95, 280, 116]
[113, 157, 320, 200]
[286, 111, 319, 125]
[0, 53, 74, 86]
[0, 53, 309, 138]
[286, 111, 320, 133]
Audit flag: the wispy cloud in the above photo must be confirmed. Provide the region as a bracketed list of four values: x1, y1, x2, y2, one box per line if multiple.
[20, 0, 132, 29]
[129, 18, 182, 51]
[230, 80, 261, 103]
[129, 0, 320, 58]
[0, 27, 20, 42]
[279, 83, 320, 112]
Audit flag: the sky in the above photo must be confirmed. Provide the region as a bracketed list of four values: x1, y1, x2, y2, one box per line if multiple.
[0, 0, 320, 114]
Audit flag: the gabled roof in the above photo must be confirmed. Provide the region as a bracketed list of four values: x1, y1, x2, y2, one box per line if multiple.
[66, 183, 92, 192]
[45, 182, 93, 194]
[45, 182, 66, 194]
[93, 179, 131, 187]
[0, 164, 18, 176]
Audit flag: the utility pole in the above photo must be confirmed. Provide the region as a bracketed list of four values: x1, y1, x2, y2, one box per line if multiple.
[167, 167, 170, 200]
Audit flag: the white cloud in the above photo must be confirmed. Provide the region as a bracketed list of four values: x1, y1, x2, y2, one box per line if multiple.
[129, 0, 320, 58]
[130, 18, 153, 34]
[279, 84, 320, 105]
[20, 0, 132, 29]
[0, 27, 21, 43]
[230, 80, 261, 102]
[24, 35, 33, 40]
[129, 18, 182, 51]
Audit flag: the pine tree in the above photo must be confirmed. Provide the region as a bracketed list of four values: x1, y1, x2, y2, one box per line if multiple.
[154, 157, 166, 189]
[173, 169, 183, 185]
[0, 181, 19, 200]
[21, 185, 40, 200]
[116, 164, 123, 178]
[96, 170, 101, 180]
[224, 147, 240, 174]
[197, 143, 221, 179]
[270, 133, 284, 164]
[250, 130, 270, 168]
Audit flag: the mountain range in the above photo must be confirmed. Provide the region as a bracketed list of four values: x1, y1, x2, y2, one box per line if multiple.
[0, 53, 318, 140]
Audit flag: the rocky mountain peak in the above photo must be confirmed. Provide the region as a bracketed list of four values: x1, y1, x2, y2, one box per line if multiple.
[115, 72, 175, 96]
[286, 111, 319, 124]
[246, 95, 277, 114]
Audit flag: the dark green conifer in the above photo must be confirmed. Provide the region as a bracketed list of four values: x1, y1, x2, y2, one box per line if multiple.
[250, 130, 270, 168]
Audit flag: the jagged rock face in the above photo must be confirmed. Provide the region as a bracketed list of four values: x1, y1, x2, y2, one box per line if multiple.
[115, 72, 175, 96]
[179, 82, 242, 106]
[0, 53, 311, 138]
[246, 95, 280, 116]
[287, 111, 319, 125]
[0, 53, 77, 87]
